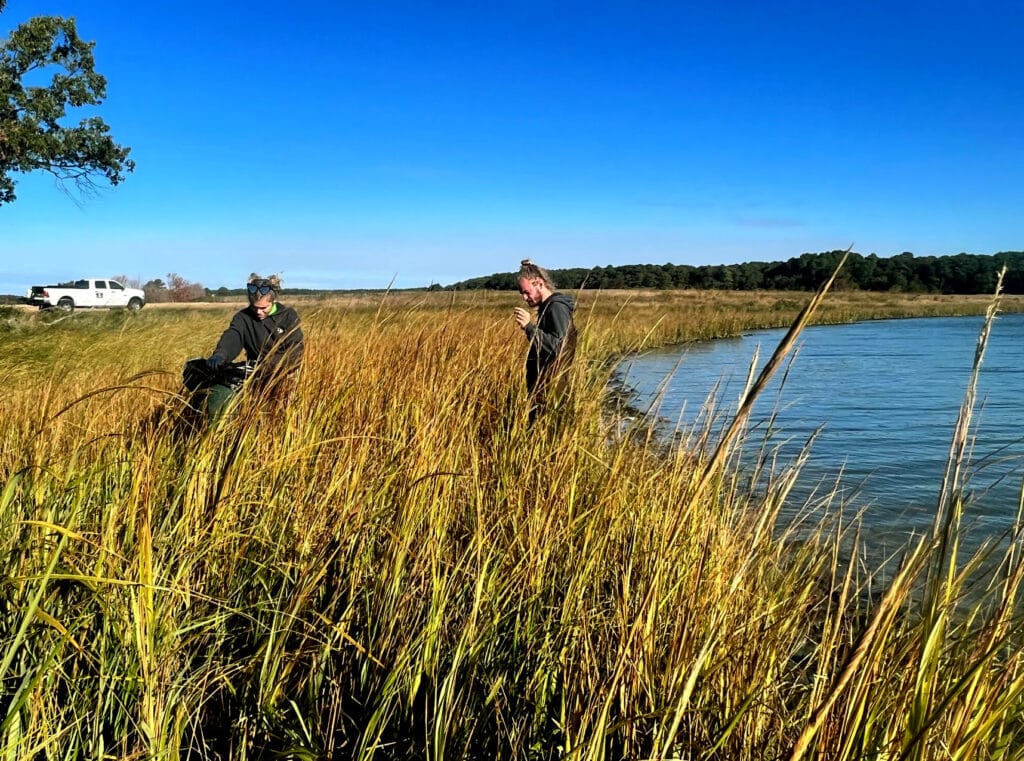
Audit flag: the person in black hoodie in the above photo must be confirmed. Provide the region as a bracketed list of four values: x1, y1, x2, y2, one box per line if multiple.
[203, 272, 304, 418]
[513, 259, 577, 421]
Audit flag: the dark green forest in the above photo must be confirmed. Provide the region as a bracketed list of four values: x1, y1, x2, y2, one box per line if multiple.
[444, 250, 1024, 294]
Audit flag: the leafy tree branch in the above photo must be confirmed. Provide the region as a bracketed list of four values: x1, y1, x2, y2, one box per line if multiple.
[0, 1, 133, 204]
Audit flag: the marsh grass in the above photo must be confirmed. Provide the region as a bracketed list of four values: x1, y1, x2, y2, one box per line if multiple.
[2, 288, 1024, 759]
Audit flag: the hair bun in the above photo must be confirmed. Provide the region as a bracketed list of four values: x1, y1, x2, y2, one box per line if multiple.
[247, 272, 283, 290]
[520, 258, 533, 266]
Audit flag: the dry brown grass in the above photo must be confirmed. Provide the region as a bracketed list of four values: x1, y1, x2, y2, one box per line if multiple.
[2, 286, 1024, 759]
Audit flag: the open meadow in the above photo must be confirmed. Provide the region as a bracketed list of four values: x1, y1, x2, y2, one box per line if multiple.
[3, 288, 1024, 759]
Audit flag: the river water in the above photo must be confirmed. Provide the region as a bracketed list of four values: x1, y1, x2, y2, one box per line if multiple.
[616, 313, 1024, 556]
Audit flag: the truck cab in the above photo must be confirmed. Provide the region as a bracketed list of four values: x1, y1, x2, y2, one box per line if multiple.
[86, 279, 134, 308]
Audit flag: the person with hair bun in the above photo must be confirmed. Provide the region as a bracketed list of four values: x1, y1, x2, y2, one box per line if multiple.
[513, 259, 577, 420]
[201, 272, 304, 417]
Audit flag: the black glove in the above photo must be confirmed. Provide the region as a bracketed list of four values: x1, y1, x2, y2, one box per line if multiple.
[206, 355, 226, 371]
[182, 358, 211, 391]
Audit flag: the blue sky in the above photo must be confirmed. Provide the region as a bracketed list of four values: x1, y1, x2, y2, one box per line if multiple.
[2, 0, 1022, 294]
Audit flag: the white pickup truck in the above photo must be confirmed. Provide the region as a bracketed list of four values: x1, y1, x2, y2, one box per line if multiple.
[25, 278, 146, 312]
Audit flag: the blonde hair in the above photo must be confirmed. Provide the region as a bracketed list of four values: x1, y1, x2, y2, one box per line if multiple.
[517, 259, 555, 289]
[247, 272, 282, 302]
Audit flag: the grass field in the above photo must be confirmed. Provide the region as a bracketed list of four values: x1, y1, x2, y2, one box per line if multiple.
[2, 288, 1024, 759]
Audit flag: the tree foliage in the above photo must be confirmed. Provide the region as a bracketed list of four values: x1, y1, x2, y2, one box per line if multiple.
[142, 278, 169, 303]
[446, 251, 1024, 295]
[165, 272, 205, 302]
[109, 274, 142, 288]
[0, 0, 133, 204]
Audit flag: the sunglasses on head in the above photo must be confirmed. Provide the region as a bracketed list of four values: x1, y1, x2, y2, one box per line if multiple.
[247, 281, 274, 296]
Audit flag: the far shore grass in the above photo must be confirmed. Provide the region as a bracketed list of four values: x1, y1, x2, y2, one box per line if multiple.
[2, 286, 1024, 759]
[9, 287, 1024, 358]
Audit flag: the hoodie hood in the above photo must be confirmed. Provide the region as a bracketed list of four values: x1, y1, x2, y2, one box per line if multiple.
[544, 292, 576, 312]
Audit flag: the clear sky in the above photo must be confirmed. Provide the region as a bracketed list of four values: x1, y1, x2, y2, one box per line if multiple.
[2, 0, 1022, 294]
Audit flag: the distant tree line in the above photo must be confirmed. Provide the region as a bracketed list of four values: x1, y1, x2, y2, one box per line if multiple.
[204, 286, 351, 298]
[444, 251, 1024, 294]
[111, 273, 206, 303]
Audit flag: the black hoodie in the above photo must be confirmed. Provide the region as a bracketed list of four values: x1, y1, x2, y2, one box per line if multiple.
[211, 302, 304, 381]
[524, 292, 576, 393]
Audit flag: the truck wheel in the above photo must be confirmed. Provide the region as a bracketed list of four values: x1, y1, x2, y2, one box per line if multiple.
[57, 297, 75, 313]
[128, 297, 144, 311]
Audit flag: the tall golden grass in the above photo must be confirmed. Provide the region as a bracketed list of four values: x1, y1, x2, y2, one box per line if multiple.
[1, 287, 1023, 759]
